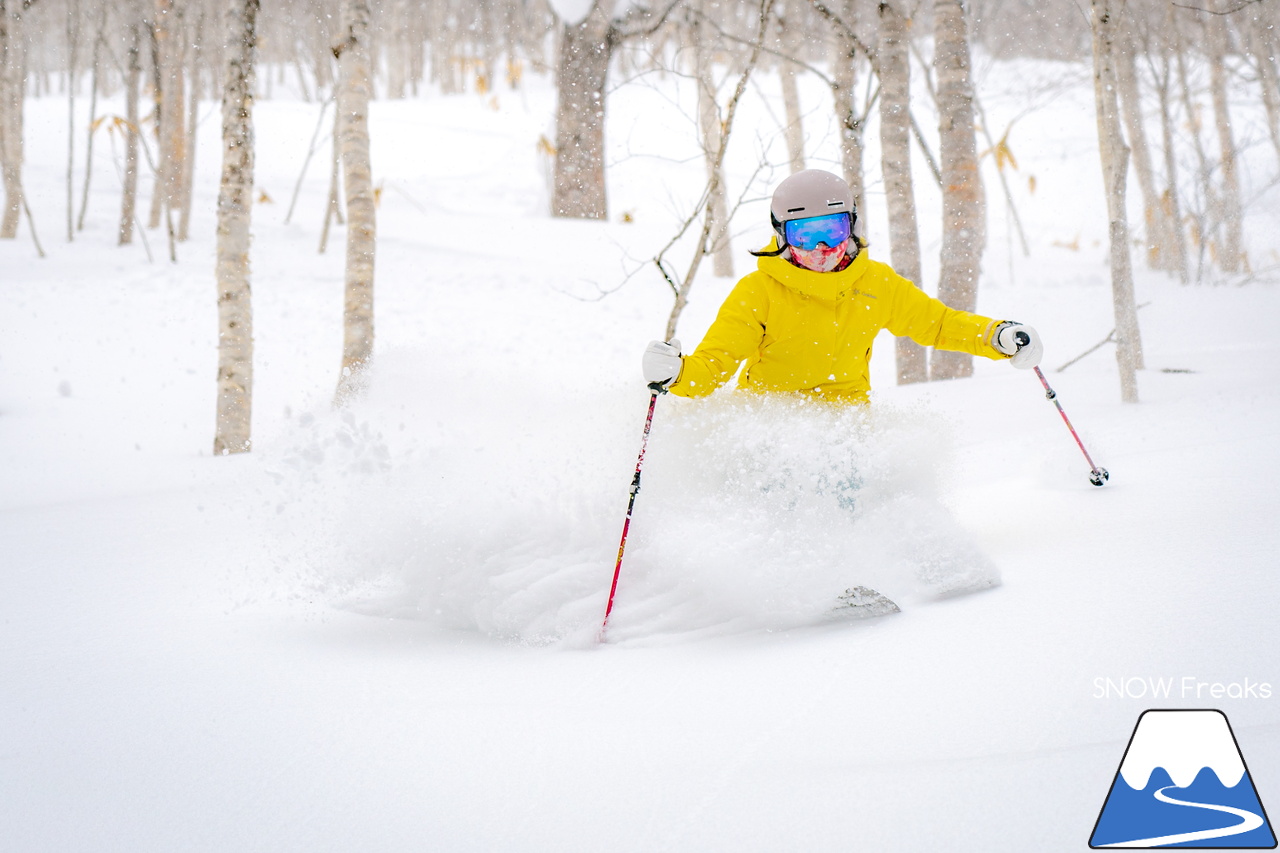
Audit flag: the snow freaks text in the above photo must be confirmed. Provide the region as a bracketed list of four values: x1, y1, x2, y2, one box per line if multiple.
[1093, 677, 1274, 701]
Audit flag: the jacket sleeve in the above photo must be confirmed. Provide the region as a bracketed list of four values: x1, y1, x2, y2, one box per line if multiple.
[669, 274, 769, 397]
[882, 270, 1007, 360]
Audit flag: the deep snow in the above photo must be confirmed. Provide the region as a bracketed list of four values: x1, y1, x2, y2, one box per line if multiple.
[2, 48, 1279, 852]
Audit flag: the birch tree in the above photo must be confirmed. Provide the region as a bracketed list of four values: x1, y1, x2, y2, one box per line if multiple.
[827, 0, 864, 208]
[878, 0, 928, 385]
[931, 0, 985, 381]
[334, 0, 376, 402]
[551, 1, 615, 219]
[0, 0, 32, 240]
[1204, 3, 1243, 273]
[1113, 17, 1171, 271]
[214, 0, 259, 455]
[152, 0, 186, 259]
[119, 6, 142, 245]
[776, 0, 806, 173]
[691, 0, 733, 277]
[1090, 0, 1142, 403]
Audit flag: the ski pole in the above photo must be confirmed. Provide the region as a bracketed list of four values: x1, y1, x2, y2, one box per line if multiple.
[1033, 366, 1109, 487]
[599, 386, 663, 640]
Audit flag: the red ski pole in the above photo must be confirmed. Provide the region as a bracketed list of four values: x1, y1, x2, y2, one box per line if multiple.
[1034, 366, 1109, 487]
[599, 388, 661, 641]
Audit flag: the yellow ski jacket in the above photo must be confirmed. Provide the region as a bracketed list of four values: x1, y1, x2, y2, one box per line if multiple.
[668, 244, 1010, 404]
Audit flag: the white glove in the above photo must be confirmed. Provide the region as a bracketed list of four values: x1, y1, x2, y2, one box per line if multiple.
[994, 322, 1043, 369]
[642, 339, 683, 389]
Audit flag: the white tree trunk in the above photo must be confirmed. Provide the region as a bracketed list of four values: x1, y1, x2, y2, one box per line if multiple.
[879, 0, 928, 385]
[551, 2, 613, 220]
[119, 14, 142, 245]
[153, 0, 186, 260]
[692, 2, 733, 278]
[1154, 51, 1189, 283]
[1245, 12, 1280, 165]
[178, 9, 203, 243]
[1091, 0, 1143, 403]
[1113, 23, 1171, 272]
[75, 4, 105, 233]
[0, 0, 27, 239]
[214, 0, 259, 456]
[335, 0, 376, 401]
[829, 0, 863, 209]
[777, 2, 806, 174]
[1205, 4, 1243, 273]
[931, 0, 985, 381]
[65, 0, 78, 243]
[1174, 23, 1213, 280]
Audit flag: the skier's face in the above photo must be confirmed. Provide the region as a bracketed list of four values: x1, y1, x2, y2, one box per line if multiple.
[790, 239, 850, 272]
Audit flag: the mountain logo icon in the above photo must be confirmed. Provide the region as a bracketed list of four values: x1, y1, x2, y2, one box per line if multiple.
[1090, 709, 1276, 848]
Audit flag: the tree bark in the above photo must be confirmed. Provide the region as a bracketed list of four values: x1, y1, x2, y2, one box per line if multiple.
[878, 0, 928, 385]
[1204, 3, 1243, 273]
[1244, 11, 1280, 165]
[119, 13, 142, 245]
[66, 0, 78, 243]
[1154, 49, 1189, 283]
[551, 2, 614, 220]
[1113, 20, 1170, 272]
[154, 0, 186, 246]
[0, 0, 28, 239]
[334, 0, 376, 402]
[828, 0, 864, 210]
[178, 8, 203, 243]
[692, 2, 733, 278]
[931, 0, 985, 381]
[75, 4, 105, 233]
[1090, 0, 1142, 403]
[777, 2, 806, 174]
[214, 0, 259, 456]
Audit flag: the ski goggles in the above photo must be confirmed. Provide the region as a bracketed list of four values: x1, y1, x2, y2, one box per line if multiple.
[783, 212, 851, 251]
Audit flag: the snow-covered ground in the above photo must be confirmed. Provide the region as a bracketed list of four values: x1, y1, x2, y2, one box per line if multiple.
[2, 52, 1279, 851]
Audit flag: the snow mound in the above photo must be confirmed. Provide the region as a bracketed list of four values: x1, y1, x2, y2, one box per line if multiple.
[251, 378, 999, 644]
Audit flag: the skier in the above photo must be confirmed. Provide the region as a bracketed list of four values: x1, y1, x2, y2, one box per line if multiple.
[642, 169, 1042, 401]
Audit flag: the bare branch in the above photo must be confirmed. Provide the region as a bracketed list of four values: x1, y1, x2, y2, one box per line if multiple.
[807, 0, 877, 64]
[1171, 0, 1268, 14]
[614, 0, 684, 41]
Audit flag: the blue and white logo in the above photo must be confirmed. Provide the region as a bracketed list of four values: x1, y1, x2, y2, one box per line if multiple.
[1090, 709, 1276, 848]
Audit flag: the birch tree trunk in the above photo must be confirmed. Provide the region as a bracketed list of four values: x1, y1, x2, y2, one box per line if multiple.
[178, 8, 203, 243]
[1155, 50, 1189, 283]
[551, 2, 614, 220]
[1091, 0, 1142, 403]
[154, 0, 186, 251]
[692, 2, 732, 278]
[75, 4, 105, 233]
[1245, 12, 1280, 165]
[334, 0, 376, 402]
[1205, 4, 1243, 273]
[829, 0, 863, 209]
[879, 0, 928, 385]
[0, 0, 27, 239]
[931, 0, 985, 381]
[777, 2, 806, 174]
[119, 13, 142, 245]
[1174, 21, 1213, 280]
[214, 0, 259, 456]
[66, 0, 78, 242]
[1113, 23, 1169, 271]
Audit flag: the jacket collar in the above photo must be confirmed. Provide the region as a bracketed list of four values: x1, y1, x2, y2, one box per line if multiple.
[756, 238, 869, 302]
